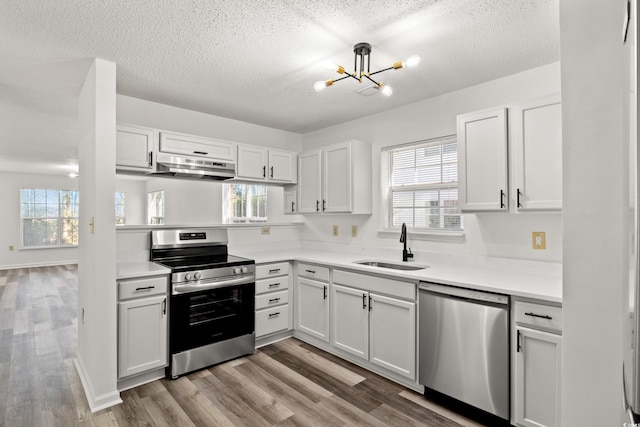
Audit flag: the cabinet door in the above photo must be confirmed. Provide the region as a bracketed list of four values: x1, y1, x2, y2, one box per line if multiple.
[513, 95, 562, 211]
[159, 132, 236, 162]
[298, 150, 322, 213]
[237, 145, 267, 180]
[369, 293, 416, 379]
[118, 295, 167, 378]
[269, 149, 297, 183]
[515, 327, 562, 427]
[331, 285, 369, 360]
[457, 107, 508, 211]
[323, 142, 352, 213]
[295, 277, 329, 342]
[284, 190, 297, 214]
[116, 125, 154, 170]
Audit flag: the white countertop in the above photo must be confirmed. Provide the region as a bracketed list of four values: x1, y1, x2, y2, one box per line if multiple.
[117, 261, 171, 280]
[235, 248, 562, 304]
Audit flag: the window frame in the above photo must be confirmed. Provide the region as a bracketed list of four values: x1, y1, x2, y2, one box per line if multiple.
[380, 135, 464, 242]
[20, 188, 79, 249]
[222, 183, 268, 224]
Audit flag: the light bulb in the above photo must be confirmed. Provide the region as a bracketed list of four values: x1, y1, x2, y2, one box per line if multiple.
[322, 61, 337, 71]
[314, 81, 327, 92]
[405, 55, 421, 67]
[380, 84, 393, 96]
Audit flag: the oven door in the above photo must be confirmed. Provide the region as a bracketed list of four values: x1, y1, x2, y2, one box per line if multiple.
[170, 282, 255, 353]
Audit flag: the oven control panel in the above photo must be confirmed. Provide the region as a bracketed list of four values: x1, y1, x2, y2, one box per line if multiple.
[173, 264, 255, 286]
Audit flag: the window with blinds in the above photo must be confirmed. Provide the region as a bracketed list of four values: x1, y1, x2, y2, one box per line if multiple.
[385, 136, 463, 231]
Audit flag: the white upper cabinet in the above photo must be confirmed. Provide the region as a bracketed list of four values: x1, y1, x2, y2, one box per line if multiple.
[457, 107, 509, 212]
[298, 140, 372, 215]
[513, 94, 562, 211]
[236, 145, 297, 183]
[159, 131, 236, 162]
[116, 125, 155, 171]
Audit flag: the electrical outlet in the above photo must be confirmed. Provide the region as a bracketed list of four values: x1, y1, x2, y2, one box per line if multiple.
[352, 225, 357, 237]
[532, 232, 546, 249]
[333, 225, 339, 237]
[261, 227, 270, 235]
[8, 245, 14, 251]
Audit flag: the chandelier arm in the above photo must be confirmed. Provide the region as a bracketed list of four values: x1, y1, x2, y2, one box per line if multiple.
[369, 67, 394, 76]
[333, 75, 353, 83]
[364, 75, 381, 86]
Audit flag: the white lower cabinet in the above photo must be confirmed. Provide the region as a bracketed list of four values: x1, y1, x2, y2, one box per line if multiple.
[255, 262, 291, 338]
[331, 271, 416, 380]
[296, 277, 330, 342]
[512, 299, 562, 427]
[117, 276, 168, 380]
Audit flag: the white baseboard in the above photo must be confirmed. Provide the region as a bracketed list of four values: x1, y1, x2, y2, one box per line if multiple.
[0, 260, 78, 270]
[74, 358, 122, 413]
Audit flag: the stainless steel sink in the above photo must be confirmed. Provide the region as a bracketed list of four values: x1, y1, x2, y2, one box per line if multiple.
[353, 260, 429, 271]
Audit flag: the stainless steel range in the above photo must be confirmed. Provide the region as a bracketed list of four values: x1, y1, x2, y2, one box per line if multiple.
[150, 228, 255, 379]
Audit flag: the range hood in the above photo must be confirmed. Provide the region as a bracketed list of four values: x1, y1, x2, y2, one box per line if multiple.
[151, 152, 236, 181]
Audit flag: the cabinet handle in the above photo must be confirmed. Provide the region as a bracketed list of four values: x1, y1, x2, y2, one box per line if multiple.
[362, 293, 367, 309]
[268, 283, 281, 288]
[322, 199, 326, 211]
[268, 312, 280, 318]
[500, 190, 505, 209]
[135, 286, 155, 291]
[316, 200, 320, 212]
[305, 269, 316, 274]
[517, 330, 521, 352]
[268, 297, 281, 303]
[291, 201, 295, 213]
[193, 150, 208, 155]
[149, 152, 153, 167]
[517, 188, 522, 208]
[162, 298, 167, 315]
[323, 285, 327, 300]
[369, 295, 372, 312]
[270, 166, 274, 178]
[524, 312, 552, 320]
[269, 268, 281, 273]
[263, 165, 266, 178]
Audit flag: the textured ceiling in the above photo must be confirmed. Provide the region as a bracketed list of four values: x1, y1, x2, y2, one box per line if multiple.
[0, 0, 559, 174]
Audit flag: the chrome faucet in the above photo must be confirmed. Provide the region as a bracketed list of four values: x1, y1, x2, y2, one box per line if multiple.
[400, 223, 414, 262]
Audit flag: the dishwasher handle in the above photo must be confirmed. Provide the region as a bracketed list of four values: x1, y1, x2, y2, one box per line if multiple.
[419, 282, 509, 305]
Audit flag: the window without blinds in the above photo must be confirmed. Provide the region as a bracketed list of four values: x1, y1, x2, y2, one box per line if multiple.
[388, 137, 463, 231]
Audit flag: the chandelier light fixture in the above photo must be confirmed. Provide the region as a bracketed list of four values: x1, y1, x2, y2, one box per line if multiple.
[314, 42, 420, 96]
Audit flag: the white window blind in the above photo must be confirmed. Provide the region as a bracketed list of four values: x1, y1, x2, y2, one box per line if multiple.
[384, 136, 463, 231]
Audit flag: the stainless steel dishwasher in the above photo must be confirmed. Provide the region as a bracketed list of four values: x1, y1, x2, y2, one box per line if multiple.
[418, 282, 509, 420]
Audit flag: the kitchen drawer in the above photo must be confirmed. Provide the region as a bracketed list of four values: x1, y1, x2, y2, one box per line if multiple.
[297, 263, 330, 282]
[256, 277, 289, 295]
[256, 262, 289, 279]
[255, 290, 289, 310]
[118, 276, 168, 301]
[514, 300, 562, 332]
[256, 305, 289, 337]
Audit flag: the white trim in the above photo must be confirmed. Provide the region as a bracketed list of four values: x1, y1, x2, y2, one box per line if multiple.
[73, 358, 122, 413]
[114, 222, 303, 232]
[0, 260, 78, 270]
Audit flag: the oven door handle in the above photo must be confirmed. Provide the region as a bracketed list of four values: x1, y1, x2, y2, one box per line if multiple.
[172, 276, 253, 295]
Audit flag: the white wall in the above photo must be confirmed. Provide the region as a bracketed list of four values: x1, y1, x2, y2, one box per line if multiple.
[301, 62, 562, 262]
[0, 171, 79, 268]
[560, 0, 626, 424]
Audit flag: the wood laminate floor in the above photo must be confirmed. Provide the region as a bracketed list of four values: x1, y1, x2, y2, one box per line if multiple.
[0, 265, 488, 427]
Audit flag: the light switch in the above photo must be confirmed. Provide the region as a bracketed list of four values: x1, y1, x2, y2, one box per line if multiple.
[352, 225, 357, 237]
[333, 225, 339, 237]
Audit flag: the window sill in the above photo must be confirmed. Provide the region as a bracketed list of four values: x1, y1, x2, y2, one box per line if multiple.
[378, 229, 465, 243]
[20, 245, 78, 251]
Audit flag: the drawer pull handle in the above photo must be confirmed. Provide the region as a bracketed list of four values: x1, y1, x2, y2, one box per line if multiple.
[269, 268, 281, 273]
[305, 269, 316, 274]
[268, 312, 280, 318]
[193, 150, 208, 155]
[268, 298, 281, 303]
[268, 283, 281, 288]
[135, 286, 155, 291]
[525, 312, 552, 320]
